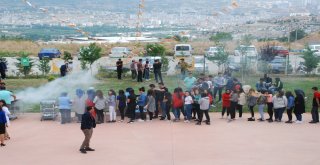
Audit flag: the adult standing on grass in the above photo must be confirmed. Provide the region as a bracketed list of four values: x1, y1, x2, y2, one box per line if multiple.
[184, 72, 197, 91]
[144, 60, 150, 81]
[310, 87, 320, 124]
[130, 60, 137, 81]
[213, 72, 226, 103]
[80, 106, 96, 154]
[272, 90, 288, 122]
[137, 59, 144, 82]
[0, 106, 7, 147]
[0, 59, 7, 80]
[153, 59, 163, 83]
[116, 59, 123, 80]
[178, 58, 188, 80]
[58, 92, 72, 124]
[93, 90, 107, 124]
[294, 89, 305, 124]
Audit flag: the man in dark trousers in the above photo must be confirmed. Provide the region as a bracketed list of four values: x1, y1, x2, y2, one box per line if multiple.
[130, 60, 137, 81]
[310, 87, 320, 124]
[0, 60, 7, 80]
[60, 62, 68, 77]
[153, 59, 163, 83]
[137, 59, 143, 82]
[80, 106, 96, 154]
[116, 59, 123, 80]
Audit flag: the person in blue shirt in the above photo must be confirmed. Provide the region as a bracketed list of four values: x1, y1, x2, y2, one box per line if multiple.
[58, 92, 72, 124]
[184, 72, 197, 91]
[0, 106, 7, 146]
[138, 87, 147, 121]
[285, 91, 295, 123]
[256, 78, 267, 92]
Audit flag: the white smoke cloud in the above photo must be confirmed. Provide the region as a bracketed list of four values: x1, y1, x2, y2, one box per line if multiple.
[16, 71, 98, 104]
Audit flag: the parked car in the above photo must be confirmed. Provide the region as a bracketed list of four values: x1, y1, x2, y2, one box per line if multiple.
[205, 47, 223, 57]
[271, 46, 289, 56]
[109, 47, 131, 58]
[234, 45, 258, 57]
[308, 44, 320, 57]
[269, 56, 293, 74]
[38, 48, 61, 60]
[193, 56, 208, 73]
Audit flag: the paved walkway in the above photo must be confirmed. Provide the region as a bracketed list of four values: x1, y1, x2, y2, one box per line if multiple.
[1, 113, 320, 165]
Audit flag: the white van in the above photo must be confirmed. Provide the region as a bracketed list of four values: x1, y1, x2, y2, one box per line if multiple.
[234, 45, 258, 57]
[109, 47, 131, 58]
[309, 44, 320, 57]
[174, 44, 193, 57]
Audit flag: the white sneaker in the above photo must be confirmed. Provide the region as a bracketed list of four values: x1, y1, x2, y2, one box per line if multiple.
[138, 119, 144, 122]
[185, 120, 190, 123]
[295, 120, 303, 124]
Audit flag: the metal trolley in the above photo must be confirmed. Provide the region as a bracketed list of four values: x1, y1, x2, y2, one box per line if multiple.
[40, 100, 58, 121]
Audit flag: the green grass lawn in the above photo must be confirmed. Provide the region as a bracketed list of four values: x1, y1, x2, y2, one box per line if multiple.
[5, 74, 320, 112]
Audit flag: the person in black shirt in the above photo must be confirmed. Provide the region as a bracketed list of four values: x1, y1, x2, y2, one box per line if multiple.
[60, 62, 68, 77]
[80, 106, 96, 154]
[264, 74, 272, 89]
[116, 59, 123, 80]
[154, 83, 165, 118]
[127, 89, 137, 123]
[160, 87, 172, 120]
[153, 59, 163, 83]
[137, 59, 143, 82]
[0, 60, 7, 80]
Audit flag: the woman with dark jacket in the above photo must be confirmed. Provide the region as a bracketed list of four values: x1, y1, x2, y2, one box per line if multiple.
[80, 106, 96, 154]
[294, 89, 305, 124]
[0, 106, 7, 146]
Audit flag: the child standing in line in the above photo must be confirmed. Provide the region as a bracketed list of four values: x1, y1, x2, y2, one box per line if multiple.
[196, 93, 211, 125]
[107, 89, 117, 122]
[229, 90, 239, 121]
[117, 90, 127, 122]
[184, 91, 193, 123]
[145, 89, 156, 121]
[285, 91, 295, 123]
[192, 88, 201, 121]
[221, 89, 231, 118]
[237, 88, 246, 118]
[265, 90, 274, 122]
[257, 91, 267, 121]
[247, 89, 258, 121]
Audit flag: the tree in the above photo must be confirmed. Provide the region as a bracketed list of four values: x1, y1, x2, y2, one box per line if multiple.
[209, 32, 233, 44]
[37, 58, 50, 75]
[238, 34, 254, 82]
[302, 47, 319, 74]
[79, 43, 102, 74]
[289, 29, 306, 42]
[146, 44, 166, 57]
[15, 55, 34, 77]
[62, 51, 73, 61]
[207, 46, 228, 72]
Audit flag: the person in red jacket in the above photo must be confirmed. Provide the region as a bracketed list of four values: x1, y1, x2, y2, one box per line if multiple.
[222, 89, 231, 118]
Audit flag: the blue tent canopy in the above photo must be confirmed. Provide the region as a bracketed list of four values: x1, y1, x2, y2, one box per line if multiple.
[38, 48, 61, 60]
